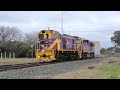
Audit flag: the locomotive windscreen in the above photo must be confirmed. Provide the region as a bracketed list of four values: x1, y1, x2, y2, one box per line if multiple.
[84, 40, 88, 43]
[91, 43, 94, 46]
[42, 30, 45, 33]
[39, 34, 44, 40]
[75, 40, 80, 44]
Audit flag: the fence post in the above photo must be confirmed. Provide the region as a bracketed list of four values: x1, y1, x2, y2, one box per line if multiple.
[13, 52, 15, 58]
[5, 52, 6, 59]
[9, 52, 11, 59]
[1, 53, 2, 59]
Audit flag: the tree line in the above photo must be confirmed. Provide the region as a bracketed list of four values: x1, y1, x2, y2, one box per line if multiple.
[0, 25, 120, 58]
[101, 30, 120, 54]
[0, 26, 38, 58]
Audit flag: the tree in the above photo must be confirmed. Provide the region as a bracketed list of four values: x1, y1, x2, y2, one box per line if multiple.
[0, 26, 37, 58]
[0, 41, 32, 58]
[23, 31, 38, 45]
[111, 30, 120, 46]
[100, 48, 107, 54]
[0, 26, 22, 42]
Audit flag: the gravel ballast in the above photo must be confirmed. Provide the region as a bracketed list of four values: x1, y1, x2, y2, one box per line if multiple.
[0, 58, 102, 79]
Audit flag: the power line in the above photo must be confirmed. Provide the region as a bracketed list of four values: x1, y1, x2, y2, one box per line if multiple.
[64, 30, 115, 32]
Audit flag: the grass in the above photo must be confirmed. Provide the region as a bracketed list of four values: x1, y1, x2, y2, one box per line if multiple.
[53, 57, 120, 79]
[98, 64, 120, 79]
[53, 64, 120, 79]
[80, 62, 120, 79]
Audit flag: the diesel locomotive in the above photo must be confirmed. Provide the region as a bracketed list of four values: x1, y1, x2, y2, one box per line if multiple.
[35, 29, 95, 62]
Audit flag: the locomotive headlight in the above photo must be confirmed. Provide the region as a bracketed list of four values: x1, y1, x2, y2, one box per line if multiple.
[42, 50, 45, 52]
[50, 56, 52, 58]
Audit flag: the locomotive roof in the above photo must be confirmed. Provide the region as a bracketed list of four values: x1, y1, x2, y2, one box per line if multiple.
[39, 30, 61, 34]
[39, 29, 96, 44]
[62, 34, 75, 38]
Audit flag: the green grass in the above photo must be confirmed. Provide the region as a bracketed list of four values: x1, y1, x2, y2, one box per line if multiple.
[76, 64, 120, 79]
[98, 64, 120, 79]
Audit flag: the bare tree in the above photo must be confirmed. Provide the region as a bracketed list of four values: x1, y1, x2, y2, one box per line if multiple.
[24, 31, 38, 45]
[0, 26, 22, 42]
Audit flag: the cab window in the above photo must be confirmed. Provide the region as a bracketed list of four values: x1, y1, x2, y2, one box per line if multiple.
[39, 34, 44, 39]
[58, 34, 60, 39]
[75, 40, 80, 44]
[51, 34, 57, 39]
[91, 43, 94, 46]
[46, 34, 49, 39]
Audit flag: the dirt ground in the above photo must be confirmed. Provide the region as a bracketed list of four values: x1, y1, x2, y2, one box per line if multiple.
[53, 57, 120, 79]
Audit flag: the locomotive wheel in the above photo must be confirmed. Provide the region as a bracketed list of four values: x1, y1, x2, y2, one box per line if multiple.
[68, 55, 75, 60]
[69, 55, 73, 60]
[56, 54, 64, 61]
[92, 53, 95, 58]
[82, 53, 87, 60]
[90, 53, 93, 58]
[75, 55, 79, 60]
[90, 53, 94, 58]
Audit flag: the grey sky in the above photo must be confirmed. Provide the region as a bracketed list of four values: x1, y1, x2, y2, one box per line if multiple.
[0, 11, 120, 48]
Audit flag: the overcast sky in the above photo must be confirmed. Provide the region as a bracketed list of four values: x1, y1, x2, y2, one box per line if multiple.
[0, 11, 120, 48]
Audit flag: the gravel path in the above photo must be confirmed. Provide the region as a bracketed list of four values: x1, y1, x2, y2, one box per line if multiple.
[0, 58, 103, 79]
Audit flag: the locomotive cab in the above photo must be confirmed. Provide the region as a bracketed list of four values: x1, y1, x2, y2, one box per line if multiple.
[38, 30, 61, 40]
[73, 36, 82, 50]
[38, 30, 60, 49]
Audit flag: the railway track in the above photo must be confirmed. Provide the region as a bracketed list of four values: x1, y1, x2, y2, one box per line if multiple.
[0, 58, 97, 72]
[0, 62, 54, 72]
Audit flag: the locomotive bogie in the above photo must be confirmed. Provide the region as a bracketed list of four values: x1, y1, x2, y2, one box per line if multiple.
[36, 49, 56, 62]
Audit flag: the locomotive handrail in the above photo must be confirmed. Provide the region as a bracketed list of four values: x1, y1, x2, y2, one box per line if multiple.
[76, 44, 81, 49]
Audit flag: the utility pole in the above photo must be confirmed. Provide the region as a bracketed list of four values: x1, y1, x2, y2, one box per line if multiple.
[48, 27, 49, 30]
[62, 11, 64, 35]
[61, 11, 68, 35]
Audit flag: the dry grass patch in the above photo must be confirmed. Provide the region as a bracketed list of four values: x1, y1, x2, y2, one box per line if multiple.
[0, 58, 38, 65]
[53, 57, 120, 79]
